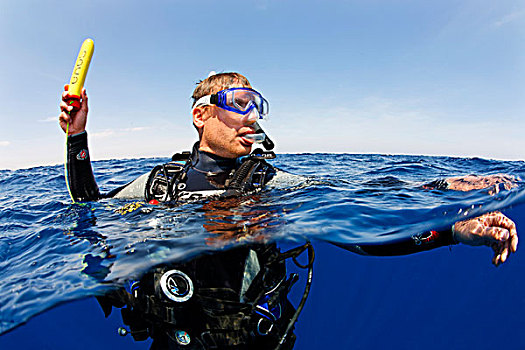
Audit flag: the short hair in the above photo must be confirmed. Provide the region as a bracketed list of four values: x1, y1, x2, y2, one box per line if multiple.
[191, 72, 252, 107]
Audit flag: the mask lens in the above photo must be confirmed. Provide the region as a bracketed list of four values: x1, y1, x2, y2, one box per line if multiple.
[221, 88, 269, 118]
[229, 90, 256, 111]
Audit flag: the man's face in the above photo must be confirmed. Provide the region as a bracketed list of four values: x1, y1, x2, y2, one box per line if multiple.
[196, 101, 257, 159]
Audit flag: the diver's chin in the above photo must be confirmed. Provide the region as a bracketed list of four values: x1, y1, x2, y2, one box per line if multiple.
[237, 141, 253, 156]
[239, 136, 254, 147]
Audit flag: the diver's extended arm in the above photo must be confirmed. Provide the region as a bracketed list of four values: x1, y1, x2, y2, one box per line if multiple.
[334, 227, 456, 256]
[423, 174, 518, 194]
[337, 211, 518, 266]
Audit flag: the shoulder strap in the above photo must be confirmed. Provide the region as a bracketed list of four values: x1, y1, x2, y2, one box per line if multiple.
[222, 148, 276, 198]
[145, 152, 193, 202]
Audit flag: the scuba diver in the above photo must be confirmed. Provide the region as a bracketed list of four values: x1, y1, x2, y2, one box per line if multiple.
[58, 72, 518, 349]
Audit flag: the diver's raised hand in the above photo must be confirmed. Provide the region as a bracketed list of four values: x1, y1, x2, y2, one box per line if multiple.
[58, 84, 89, 135]
[453, 211, 518, 266]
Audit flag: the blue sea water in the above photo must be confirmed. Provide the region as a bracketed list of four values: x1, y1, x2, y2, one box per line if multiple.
[1, 153, 524, 349]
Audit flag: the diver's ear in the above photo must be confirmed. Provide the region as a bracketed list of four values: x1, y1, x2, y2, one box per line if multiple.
[192, 106, 208, 129]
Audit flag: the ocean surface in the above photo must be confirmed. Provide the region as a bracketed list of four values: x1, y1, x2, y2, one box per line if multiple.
[1, 153, 524, 349]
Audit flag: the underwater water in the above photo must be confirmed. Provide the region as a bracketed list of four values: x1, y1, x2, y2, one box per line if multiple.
[1, 153, 524, 349]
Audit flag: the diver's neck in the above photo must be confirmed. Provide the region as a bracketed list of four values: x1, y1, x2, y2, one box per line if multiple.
[198, 144, 239, 160]
[193, 149, 238, 174]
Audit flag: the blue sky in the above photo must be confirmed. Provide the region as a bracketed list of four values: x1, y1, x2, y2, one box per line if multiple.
[1, 0, 524, 169]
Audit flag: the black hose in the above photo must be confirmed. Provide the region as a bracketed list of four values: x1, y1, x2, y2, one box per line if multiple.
[275, 243, 314, 350]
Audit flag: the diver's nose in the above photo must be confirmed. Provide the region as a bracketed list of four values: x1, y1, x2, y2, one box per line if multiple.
[242, 108, 259, 125]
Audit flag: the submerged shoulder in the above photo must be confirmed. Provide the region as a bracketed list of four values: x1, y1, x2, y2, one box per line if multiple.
[268, 168, 307, 187]
[109, 171, 151, 199]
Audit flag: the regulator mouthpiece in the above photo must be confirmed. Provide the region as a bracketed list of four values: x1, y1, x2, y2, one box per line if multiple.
[243, 133, 266, 144]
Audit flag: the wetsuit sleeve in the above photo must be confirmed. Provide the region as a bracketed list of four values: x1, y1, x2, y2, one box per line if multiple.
[67, 132, 101, 201]
[335, 227, 457, 256]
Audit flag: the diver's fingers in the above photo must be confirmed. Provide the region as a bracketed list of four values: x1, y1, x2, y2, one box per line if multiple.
[504, 245, 511, 262]
[492, 242, 503, 266]
[80, 88, 89, 113]
[62, 89, 71, 101]
[59, 111, 70, 124]
[498, 215, 519, 255]
[489, 231, 515, 266]
[58, 112, 71, 133]
[492, 253, 500, 266]
[60, 100, 73, 113]
[500, 241, 510, 263]
[507, 221, 519, 253]
[511, 232, 518, 253]
[483, 226, 510, 244]
[493, 249, 500, 266]
[487, 228, 504, 266]
[485, 212, 516, 231]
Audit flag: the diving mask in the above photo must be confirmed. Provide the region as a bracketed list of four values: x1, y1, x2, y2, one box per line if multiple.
[193, 88, 269, 119]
